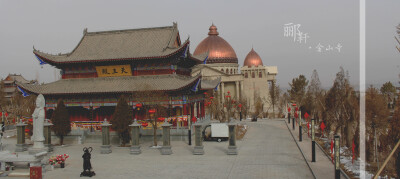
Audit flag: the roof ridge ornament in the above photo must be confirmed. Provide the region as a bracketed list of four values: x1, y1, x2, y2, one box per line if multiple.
[208, 24, 219, 36]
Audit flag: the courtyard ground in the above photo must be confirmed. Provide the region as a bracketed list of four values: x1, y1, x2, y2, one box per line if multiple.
[1, 119, 314, 179]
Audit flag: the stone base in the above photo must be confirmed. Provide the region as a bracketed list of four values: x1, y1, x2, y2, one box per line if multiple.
[130, 145, 141, 155]
[15, 144, 25, 152]
[100, 145, 112, 154]
[45, 144, 53, 152]
[80, 171, 96, 177]
[160, 146, 172, 155]
[193, 146, 204, 155]
[28, 147, 47, 155]
[227, 145, 238, 155]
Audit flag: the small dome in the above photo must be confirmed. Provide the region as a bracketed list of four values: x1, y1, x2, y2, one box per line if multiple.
[193, 24, 238, 64]
[243, 48, 263, 67]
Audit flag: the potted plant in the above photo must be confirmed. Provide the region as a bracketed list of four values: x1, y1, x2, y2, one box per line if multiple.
[48, 156, 57, 170]
[56, 154, 69, 168]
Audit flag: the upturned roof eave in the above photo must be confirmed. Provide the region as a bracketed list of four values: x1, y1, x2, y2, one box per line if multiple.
[16, 73, 201, 96]
[33, 40, 190, 66]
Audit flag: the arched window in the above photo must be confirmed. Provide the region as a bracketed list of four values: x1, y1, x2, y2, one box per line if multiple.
[252, 72, 255, 78]
[230, 69, 233, 74]
[259, 72, 262, 78]
[226, 69, 229, 74]
[221, 69, 224, 72]
[245, 72, 248, 78]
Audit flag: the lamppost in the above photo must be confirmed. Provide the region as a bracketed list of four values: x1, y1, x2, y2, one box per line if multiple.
[225, 91, 232, 122]
[334, 135, 340, 179]
[238, 103, 242, 121]
[89, 101, 93, 132]
[311, 118, 316, 162]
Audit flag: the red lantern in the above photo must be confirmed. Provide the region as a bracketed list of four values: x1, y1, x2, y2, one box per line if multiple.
[207, 102, 211, 105]
[227, 91, 230, 94]
[5, 112, 8, 117]
[141, 122, 148, 127]
[28, 119, 33, 123]
[238, 104, 242, 108]
[148, 109, 156, 114]
[210, 96, 214, 99]
[25, 129, 30, 133]
[157, 117, 165, 122]
[135, 103, 142, 111]
[292, 103, 297, 107]
[204, 92, 208, 95]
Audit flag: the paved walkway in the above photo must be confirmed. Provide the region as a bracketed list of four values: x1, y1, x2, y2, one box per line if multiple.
[285, 119, 347, 179]
[1, 119, 314, 179]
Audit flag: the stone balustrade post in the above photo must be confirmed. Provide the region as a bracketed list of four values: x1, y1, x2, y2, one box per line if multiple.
[100, 119, 112, 154]
[161, 119, 172, 155]
[129, 119, 141, 155]
[193, 122, 204, 155]
[227, 121, 238, 155]
[16, 119, 27, 152]
[43, 119, 53, 152]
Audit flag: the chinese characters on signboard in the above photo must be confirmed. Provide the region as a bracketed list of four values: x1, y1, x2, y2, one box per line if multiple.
[284, 23, 342, 53]
[95, 65, 132, 77]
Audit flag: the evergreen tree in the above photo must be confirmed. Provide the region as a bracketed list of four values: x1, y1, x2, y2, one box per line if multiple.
[51, 99, 71, 145]
[288, 75, 308, 108]
[110, 95, 132, 146]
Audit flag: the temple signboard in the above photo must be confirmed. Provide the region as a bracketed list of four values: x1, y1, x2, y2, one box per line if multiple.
[96, 65, 132, 77]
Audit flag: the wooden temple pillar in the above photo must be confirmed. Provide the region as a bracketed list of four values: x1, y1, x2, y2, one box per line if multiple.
[196, 102, 200, 119]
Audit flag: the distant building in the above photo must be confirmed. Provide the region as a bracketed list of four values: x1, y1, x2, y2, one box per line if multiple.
[17, 23, 219, 130]
[1, 74, 37, 101]
[191, 24, 277, 114]
[191, 24, 244, 103]
[241, 48, 277, 112]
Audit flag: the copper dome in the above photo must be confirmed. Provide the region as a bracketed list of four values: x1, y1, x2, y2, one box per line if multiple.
[193, 24, 238, 64]
[243, 48, 263, 67]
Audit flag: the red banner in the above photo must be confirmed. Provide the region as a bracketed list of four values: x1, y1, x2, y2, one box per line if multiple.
[30, 166, 42, 179]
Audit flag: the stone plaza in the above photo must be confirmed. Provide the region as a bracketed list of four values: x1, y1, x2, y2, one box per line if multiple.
[0, 119, 320, 179]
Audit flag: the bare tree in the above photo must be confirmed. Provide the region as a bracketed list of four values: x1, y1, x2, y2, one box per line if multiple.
[324, 66, 358, 147]
[365, 86, 389, 166]
[0, 81, 8, 110]
[132, 89, 168, 147]
[269, 80, 280, 118]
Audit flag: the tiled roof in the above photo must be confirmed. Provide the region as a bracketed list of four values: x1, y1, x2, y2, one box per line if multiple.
[200, 77, 221, 89]
[17, 74, 202, 95]
[3, 75, 32, 84]
[33, 23, 189, 64]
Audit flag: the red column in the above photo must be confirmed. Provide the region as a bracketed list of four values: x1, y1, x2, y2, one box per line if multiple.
[183, 104, 187, 115]
[191, 103, 194, 119]
[201, 101, 205, 118]
[196, 102, 200, 118]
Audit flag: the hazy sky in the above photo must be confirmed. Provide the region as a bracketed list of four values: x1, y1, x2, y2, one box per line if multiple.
[0, 0, 398, 89]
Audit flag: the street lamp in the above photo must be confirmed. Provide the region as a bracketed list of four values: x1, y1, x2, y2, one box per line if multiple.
[238, 104, 242, 121]
[335, 135, 340, 179]
[225, 91, 232, 122]
[89, 101, 93, 132]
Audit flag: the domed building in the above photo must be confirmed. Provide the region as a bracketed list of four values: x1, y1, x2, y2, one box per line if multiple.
[241, 48, 278, 113]
[192, 24, 278, 117]
[191, 24, 244, 103]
